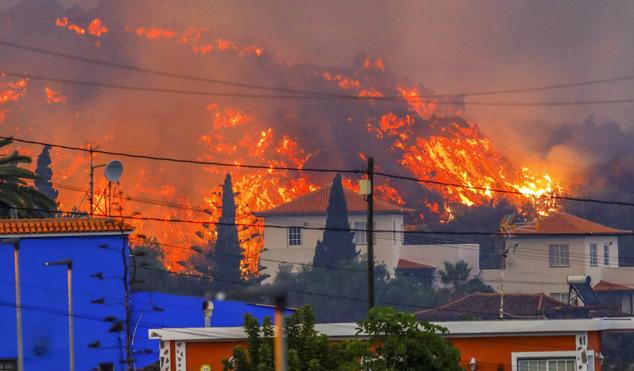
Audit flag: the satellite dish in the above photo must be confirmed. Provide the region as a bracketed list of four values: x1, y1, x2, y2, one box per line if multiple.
[104, 160, 123, 182]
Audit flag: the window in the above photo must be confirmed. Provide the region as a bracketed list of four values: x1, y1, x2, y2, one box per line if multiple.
[604, 244, 610, 266]
[353, 222, 367, 244]
[589, 243, 597, 267]
[99, 364, 114, 371]
[518, 358, 575, 371]
[550, 292, 570, 304]
[288, 227, 302, 246]
[0, 360, 16, 371]
[549, 244, 570, 267]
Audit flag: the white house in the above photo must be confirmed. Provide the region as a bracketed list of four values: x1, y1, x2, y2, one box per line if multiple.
[255, 183, 480, 284]
[482, 212, 634, 303]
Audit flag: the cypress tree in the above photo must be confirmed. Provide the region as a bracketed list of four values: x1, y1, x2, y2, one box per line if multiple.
[312, 174, 357, 267]
[34, 145, 58, 203]
[213, 174, 243, 290]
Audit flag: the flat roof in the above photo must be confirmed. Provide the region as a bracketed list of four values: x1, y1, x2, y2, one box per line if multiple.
[150, 318, 634, 341]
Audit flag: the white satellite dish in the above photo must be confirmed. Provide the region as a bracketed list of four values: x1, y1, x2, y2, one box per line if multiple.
[104, 160, 123, 182]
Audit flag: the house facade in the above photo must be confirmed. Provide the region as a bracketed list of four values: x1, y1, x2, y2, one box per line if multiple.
[149, 317, 634, 371]
[482, 212, 633, 303]
[255, 184, 479, 284]
[0, 218, 133, 371]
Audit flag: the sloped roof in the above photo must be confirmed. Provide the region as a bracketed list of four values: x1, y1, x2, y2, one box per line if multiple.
[0, 218, 134, 236]
[255, 186, 414, 217]
[515, 212, 631, 235]
[396, 259, 435, 270]
[416, 292, 622, 321]
[594, 280, 634, 292]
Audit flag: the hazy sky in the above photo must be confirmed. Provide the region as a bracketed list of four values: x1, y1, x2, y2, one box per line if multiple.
[5, 0, 634, 162]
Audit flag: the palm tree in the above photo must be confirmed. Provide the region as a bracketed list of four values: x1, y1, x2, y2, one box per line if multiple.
[438, 260, 472, 292]
[0, 139, 56, 218]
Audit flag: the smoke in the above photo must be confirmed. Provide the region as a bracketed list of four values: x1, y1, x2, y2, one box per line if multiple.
[3, 0, 634, 265]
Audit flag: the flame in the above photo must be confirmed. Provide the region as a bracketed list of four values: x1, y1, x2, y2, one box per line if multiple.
[3, 18, 565, 274]
[88, 18, 109, 37]
[130, 26, 264, 57]
[44, 86, 67, 104]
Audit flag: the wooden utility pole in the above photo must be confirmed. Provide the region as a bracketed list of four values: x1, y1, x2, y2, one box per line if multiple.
[367, 157, 375, 310]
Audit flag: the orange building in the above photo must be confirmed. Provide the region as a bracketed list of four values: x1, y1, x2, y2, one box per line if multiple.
[149, 317, 634, 371]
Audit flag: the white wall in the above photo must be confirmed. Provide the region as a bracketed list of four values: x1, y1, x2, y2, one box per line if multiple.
[259, 213, 404, 283]
[481, 235, 621, 296]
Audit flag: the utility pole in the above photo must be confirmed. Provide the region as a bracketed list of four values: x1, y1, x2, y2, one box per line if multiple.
[366, 157, 375, 310]
[89, 148, 94, 216]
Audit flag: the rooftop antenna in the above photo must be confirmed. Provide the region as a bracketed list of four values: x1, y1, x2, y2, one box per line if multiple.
[104, 160, 123, 217]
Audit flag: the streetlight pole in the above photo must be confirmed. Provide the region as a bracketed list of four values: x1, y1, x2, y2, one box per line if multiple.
[3, 238, 23, 371]
[44, 259, 74, 371]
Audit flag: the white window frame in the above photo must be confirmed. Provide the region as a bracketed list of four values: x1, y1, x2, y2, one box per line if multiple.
[287, 227, 302, 247]
[549, 244, 570, 267]
[589, 243, 597, 267]
[512, 351, 578, 371]
[603, 244, 610, 266]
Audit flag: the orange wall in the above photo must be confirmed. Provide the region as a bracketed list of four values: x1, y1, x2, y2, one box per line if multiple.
[177, 332, 602, 371]
[185, 341, 246, 371]
[451, 332, 601, 371]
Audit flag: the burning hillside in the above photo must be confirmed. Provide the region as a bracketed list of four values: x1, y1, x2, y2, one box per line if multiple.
[0, 2, 563, 271]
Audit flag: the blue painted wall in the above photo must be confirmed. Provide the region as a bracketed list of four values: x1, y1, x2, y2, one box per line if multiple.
[131, 291, 290, 369]
[0, 234, 129, 370]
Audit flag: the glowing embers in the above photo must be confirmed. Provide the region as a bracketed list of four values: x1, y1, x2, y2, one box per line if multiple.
[44, 86, 67, 104]
[55, 17, 108, 37]
[130, 26, 265, 57]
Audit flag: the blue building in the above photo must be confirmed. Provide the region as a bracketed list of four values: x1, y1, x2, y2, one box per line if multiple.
[0, 218, 133, 370]
[0, 218, 289, 370]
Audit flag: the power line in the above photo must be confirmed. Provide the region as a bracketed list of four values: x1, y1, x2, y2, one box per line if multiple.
[4, 70, 634, 106]
[3, 39, 634, 99]
[8, 135, 634, 209]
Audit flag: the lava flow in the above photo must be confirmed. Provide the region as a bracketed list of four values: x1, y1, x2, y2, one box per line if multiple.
[0, 14, 564, 274]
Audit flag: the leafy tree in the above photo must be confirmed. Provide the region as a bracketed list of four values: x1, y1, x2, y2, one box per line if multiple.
[224, 306, 462, 371]
[224, 306, 365, 371]
[275, 258, 442, 323]
[358, 307, 462, 371]
[192, 174, 244, 291]
[438, 260, 493, 298]
[34, 144, 58, 204]
[0, 138, 56, 218]
[313, 174, 357, 267]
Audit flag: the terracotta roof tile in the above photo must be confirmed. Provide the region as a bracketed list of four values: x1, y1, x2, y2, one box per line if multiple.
[0, 218, 134, 236]
[255, 186, 413, 217]
[516, 212, 631, 235]
[593, 280, 634, 292]
[396, 259, 435, 270]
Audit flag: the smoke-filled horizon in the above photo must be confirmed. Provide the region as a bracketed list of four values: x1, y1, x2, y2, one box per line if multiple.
[2, 0, 634, 268]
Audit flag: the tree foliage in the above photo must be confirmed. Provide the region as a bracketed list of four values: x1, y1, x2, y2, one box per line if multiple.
[211, 174, 244, 289]
[224, 306, 462, 371]
[313, 174, 357, 267]
[0, 139, 56, 218]
[437, 260, 493, 299]
[34, 144, 58, 203]
[358, 307, 462, 371]
[276, 258, 443, 323]
[276, 258, 489, 323]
